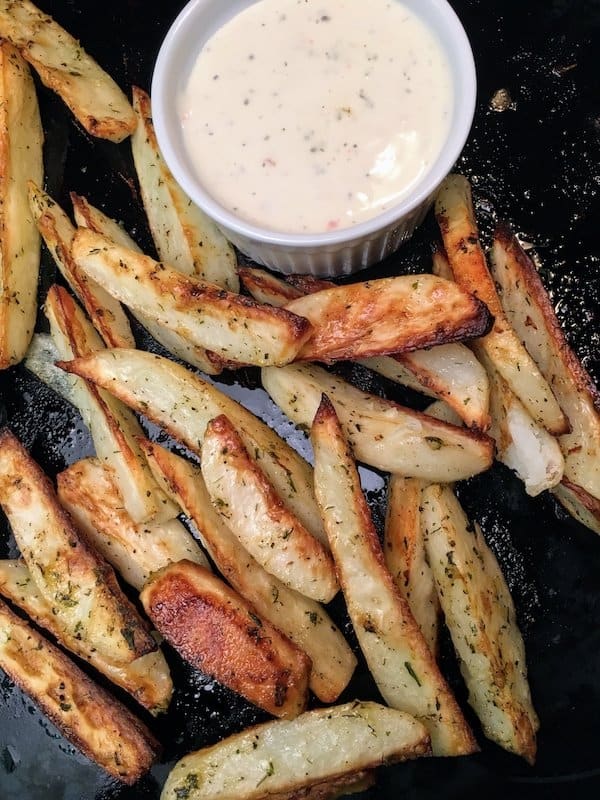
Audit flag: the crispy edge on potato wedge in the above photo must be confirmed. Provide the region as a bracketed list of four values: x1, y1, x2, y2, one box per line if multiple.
[141, 439, 356, 703]
[71, 191, 220, 374]
[143, 441, 354, 703]
[131, 87, 238, 291]
[384, 476, 439, 656]
[28, 181, 136, 348]
[435, 174, 567, 435]
[140, 560, 311, 719]
[311, 396, 477, 757]
[57, 457, 210, 591]
[0, 559, 173, 715]
[202, 415, 338, 603]
[551, 480, 600, 535]
[490, 224, 600, 502]
[0, 0, 136, 141]
[0, 597, 159, 783]
[45, 284, 177, 524]
[421, 484, 538, 763]
[0, 428, 157, 666]
[161, 700, 430, 800]
[71, 227, 312, 367]
[57, 348, 327, 545]
[0, 42, 43, 369]
[238, 266, 303, 305]
[285, 274, 492, 363]
[262, 363, 494, 482]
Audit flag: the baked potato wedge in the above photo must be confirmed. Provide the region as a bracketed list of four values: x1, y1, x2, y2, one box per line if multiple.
[141, 439, 356, 703]
[202, 415, 338, 603]
[57, 348, 327, 545]
[551, 480, 600, 535]
[161, 700, 430, 800]
[435, 174, 567, 434]
[71, 191, 219, 374]
[311, 396, 477, 757]
[0, 42, 43, 369]
[0, 597, 159, 783]
[71, 227, 312, 367]
[384, 476, 438, 655]
[45, 285, 177, 524]
[131, 87, 238, 291]
[421, 483, 538, 763]
[0, 559, 173, 715]
[490, 225, 600, 502]
[57, 457, 210, 591]
[0, 429, 156, 666]
[0, 0, 135, 141]
[140, 560, 310, 719]
[28, 181, 136, 349]
[238, 266, 303, 305]
[285, 274, 492, 362]
[262, 363, 494, 482]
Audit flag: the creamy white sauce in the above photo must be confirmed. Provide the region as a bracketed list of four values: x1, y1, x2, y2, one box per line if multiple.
[179, 0, 453, 234]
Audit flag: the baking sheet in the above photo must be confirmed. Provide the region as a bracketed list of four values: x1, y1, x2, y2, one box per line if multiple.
[1, 1, 600, 798]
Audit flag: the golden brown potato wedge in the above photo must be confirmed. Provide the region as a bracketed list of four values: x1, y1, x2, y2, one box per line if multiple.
[0, 0, 135, 141]
[141, 439, 356, 703]
[0, 559, 173, 715]
[238, 266, 303, 305]
[435, 174, 567, 434]
[0, 42, 43, 369]
[71, 227, 312, 367]
[0, 429, 156, 666]
[311, 396, 477, 757]
[0, 597, 159, 783]
[384, 476, 438, 656]
[262, 363, 494, 482]
[161, 700, 430, 800]
[421, 484, 538, 763]
[28, 182, 136, 349]
[71, 191, 219, 374]
[57, 348, 327, 545]
[140, 560, 310, 719]
[131, 87, 238, 291]
[57, 457, 210, 591]
[490, 225, 600, 502]
[551, 480, 600, 535]
[202, 415, 338, 603]
[45, 285, 177, 524]
[285, 274, 492, 363]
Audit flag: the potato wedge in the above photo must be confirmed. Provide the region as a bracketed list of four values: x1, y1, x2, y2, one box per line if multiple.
[0, 597, 159, 783]
[202, 415, 338, 603]
[421, 484, 538, 763]
[57, 348, 327, 545]
[24, 332, 77, 406]
[551, 480, 600, 535]
[57, 457, 210, 591]
[45, 285, 177, 524]
[142, 439, 356, 703]
[479, 348, 564, 496]
[0, 559, 172, 715]
[28, 182, 136, 349]
[71, 228, 312, 367]
[435, 174, 567, 434]
[384, 476, 438, 656]
[131, 87, 238, 291]
[490, 225, 600, 502]
[0, 0, 135, 141]
[285, 274, 492, 363]
[311, 396, 477, 756]
[0, 42, 43, 369]
[141, 560, 310, 719]
[238, 266, 303, 305]
[162, 700, 430, 800]
[262, 363, 494, 482]
[71, 192, 219, 374]
[0, 429, 156, 666]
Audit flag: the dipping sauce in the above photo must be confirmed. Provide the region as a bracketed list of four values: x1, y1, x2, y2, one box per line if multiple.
[179, 0, 453, 234]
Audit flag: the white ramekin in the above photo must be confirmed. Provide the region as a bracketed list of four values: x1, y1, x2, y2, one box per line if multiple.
[151, 0, 476, 277]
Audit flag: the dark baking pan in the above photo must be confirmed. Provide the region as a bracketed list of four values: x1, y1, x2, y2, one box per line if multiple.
[1, 1, 600, 799]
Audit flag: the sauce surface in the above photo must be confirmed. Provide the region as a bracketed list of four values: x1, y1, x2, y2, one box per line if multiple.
[179, 0, 453, 234]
